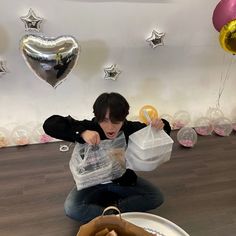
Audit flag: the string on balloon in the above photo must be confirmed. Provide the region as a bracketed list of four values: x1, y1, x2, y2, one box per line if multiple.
[216, 53, 235, 108]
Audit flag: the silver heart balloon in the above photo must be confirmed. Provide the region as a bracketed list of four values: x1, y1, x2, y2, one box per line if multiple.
[20, 34, 80, 88]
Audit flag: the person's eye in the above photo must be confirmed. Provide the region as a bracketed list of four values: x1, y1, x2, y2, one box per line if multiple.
[113, 121, 121, 125]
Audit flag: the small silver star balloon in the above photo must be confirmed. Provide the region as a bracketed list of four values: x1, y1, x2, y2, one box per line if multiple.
[146, 30, 165, 48]
[20, 8, 43, 32]
[104, 64, 121, 81]
[0, 61, 7, 76]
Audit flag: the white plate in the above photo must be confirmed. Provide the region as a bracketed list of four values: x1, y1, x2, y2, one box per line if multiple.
[121, 212, 189, 236]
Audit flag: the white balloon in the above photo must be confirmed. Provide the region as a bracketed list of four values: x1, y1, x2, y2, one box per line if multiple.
[32, 124, 53, 143]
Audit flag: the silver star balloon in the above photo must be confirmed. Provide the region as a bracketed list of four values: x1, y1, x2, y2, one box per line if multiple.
[20, 8, 43, 32]
[104, 64, 121, 81]
[146, 30, 165, 48]
[0, 61, 7, 76]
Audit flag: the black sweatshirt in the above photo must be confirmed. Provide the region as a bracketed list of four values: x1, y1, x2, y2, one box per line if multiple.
[43, 115, 171, 186]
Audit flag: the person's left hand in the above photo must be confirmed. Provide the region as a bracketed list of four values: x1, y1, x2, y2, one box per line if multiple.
[149, 118, 164, 130]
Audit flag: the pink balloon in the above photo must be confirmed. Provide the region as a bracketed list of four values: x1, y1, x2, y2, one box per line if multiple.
[212, 0, 236, 32]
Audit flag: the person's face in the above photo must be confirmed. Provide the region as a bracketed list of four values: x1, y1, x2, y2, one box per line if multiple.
[99, 110, 123, 139]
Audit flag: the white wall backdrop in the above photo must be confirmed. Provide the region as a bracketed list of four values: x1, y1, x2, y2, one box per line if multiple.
[0, 0, 236, 144]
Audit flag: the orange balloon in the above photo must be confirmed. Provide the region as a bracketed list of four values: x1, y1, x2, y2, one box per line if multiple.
[139, 105, 158, 124]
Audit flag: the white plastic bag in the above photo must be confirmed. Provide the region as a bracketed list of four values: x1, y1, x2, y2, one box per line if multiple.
[70, 132, 126, 190]
[125, 125, 174, 171]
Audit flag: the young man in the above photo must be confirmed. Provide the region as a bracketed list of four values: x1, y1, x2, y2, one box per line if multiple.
[43, 92, 171, 223]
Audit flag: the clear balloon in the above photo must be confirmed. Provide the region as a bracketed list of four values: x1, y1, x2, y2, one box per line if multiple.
[139, 105, 158, 124]
[231, 108, 236, 131]
[194, 117, 213, 136]
[0, 127, 10, 148]
[233, 123, 236, 131]
[11, 126, 30, 146]
[206, 107, 224, 123]
[232, 117, 236, 131]
[173, 110, 191, 130]
[177, 127, 198, 148]
[20, 34, 80, 88]
[32, 124, 53, 143]
[212, 0, 236, 32]
[213, 117, 233, 136]
[219, 19, 236, 54]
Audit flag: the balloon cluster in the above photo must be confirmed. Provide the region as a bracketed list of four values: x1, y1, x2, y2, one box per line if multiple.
[0, 124, 53, 148]
[206, 107, 233, 136]
[138, 105, 236, 148]
[213, 0, 236, 54]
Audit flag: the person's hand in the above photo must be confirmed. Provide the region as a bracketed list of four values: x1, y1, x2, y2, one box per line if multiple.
[149, 118, 164, 130]
[81, 130, 101, 145]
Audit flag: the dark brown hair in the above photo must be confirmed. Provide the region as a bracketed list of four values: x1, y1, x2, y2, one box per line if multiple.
[93, 92, 129, 123]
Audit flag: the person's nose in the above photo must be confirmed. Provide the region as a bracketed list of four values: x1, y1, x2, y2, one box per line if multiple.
[108, 121, 114, 130]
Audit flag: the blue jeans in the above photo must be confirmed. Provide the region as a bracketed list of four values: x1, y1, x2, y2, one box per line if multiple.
[64, 176, 164, 223]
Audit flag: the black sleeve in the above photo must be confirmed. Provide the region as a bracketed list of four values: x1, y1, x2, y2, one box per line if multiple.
[162, 118, 171, 135]
[43, 115, 91, 143]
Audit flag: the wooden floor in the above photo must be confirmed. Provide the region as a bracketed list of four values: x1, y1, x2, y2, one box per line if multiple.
[0, 131, 236, 236]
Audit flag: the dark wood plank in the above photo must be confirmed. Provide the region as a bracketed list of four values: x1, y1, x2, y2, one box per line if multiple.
[0, 131, 236, 236]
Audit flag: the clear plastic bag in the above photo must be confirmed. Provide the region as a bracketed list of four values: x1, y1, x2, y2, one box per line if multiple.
[125, 125, 174, 171]
[70, 132, 126, 190]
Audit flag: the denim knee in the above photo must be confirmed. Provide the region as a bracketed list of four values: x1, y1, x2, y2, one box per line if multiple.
[64, 199, 78, 220]
[144, 186, 164, 210]
[64, 198, 104, 223]
[156, 192, 164, 207]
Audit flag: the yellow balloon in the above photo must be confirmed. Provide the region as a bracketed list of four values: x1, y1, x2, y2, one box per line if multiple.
[219, 19, 236, 54]
[139, 105, 158, 124]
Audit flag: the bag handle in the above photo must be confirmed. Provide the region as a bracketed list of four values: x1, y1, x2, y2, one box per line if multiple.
[102, 206, 122, 220]
[143, 109, 155, 142]
[81, 144, 94, 162]
[143, 109, 152, 124]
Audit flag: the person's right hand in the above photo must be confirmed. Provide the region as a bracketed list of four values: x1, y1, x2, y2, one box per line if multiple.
[81, 130, 101, 145]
